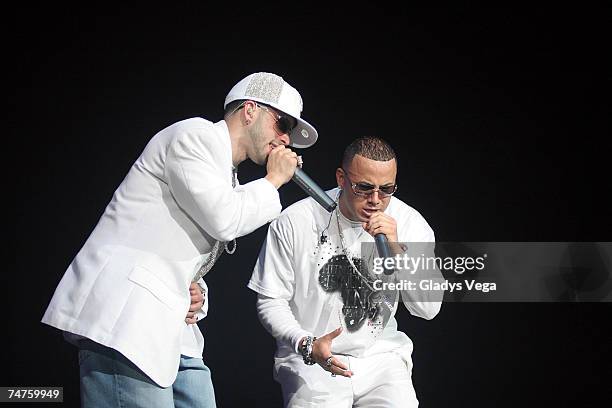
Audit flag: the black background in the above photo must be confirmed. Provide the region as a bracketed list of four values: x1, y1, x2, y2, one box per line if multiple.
[8, 5, 611, 407]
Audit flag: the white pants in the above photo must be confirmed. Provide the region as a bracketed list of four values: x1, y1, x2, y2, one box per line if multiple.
[276, 351, 418, 408]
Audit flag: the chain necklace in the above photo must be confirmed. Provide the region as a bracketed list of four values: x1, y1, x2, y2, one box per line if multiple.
[192, 167, 238, 282]
[334, 205, 377, 292]
[334, 200, 396, 315]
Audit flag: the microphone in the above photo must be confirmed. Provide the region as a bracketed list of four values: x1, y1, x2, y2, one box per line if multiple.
[375, 233, 395, 275]
[292, 167, 337, 212]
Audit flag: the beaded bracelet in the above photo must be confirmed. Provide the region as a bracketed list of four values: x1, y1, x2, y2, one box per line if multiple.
[300, 336, 317, 365]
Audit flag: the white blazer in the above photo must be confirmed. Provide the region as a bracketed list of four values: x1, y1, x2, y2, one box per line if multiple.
[42, 118, 282, 387]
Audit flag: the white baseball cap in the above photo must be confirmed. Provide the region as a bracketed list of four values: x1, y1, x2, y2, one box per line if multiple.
[224, 72, 318, 148]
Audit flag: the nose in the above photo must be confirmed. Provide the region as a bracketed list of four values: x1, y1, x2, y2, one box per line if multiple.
[367, 190, 381, 206]
[276, 133, 290, 146]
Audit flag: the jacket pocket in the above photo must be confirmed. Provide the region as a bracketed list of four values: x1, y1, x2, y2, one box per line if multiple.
[128, 265, 187, 311]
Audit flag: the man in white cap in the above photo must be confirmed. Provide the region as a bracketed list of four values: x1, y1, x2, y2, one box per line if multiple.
[42, 72, 318, 407]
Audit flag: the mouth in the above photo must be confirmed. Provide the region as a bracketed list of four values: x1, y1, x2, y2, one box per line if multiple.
[362, 208, 379, 218]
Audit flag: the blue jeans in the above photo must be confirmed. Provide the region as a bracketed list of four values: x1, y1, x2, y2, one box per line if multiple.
[78, 340, 216, 407]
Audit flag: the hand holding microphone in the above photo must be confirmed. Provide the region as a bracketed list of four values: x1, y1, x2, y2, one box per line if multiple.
[364, 212, 398, 275]
[265, 145, 299, 188]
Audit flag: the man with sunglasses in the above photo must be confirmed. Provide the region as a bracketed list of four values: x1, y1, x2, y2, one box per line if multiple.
[249, 137, 443, 407]
[42, 72, 317, 407]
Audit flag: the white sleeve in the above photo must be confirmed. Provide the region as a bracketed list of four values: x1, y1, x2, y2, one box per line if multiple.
[248, 214, 312, 352]
[165, 128, 281, 242]
[397, 215, 444, 320]
[248, 216, 297, 300]
[256, 295, 312, 353]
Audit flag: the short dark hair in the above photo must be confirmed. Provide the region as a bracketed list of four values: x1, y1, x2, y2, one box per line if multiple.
[342, 137, 396, 169]
[224, 100, 245, 118]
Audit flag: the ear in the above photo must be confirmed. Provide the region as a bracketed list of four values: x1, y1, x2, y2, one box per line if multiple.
[336, 167, 344, 189]
[243, 100, 257, 121]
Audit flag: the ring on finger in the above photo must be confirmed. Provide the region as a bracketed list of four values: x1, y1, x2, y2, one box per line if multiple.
[325, 356, 333, 367]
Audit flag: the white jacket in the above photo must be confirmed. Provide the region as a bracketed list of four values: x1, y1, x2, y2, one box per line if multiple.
[42, 118, 281, 387]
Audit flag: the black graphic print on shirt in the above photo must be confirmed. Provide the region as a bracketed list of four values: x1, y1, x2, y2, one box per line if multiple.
[318, 254, 387, 332]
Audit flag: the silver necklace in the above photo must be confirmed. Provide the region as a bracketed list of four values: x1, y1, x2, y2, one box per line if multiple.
[334, 205, 377, 291]
[192, 167, 238, 281]
[334, 201, 396, 315]
[334, 205, 397, 334]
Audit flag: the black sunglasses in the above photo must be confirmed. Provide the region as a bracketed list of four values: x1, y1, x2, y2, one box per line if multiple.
[342, 169, 398, 198]
[257, 103, 296, 136]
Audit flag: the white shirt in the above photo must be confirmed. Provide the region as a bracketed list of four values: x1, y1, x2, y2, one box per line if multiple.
[248, 188, 442, 367]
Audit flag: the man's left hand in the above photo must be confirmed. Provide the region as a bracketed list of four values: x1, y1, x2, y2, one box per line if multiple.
[185, 282, 205, 324]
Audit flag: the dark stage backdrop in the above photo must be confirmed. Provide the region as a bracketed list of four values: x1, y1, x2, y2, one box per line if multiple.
[9, 6, 611, 407]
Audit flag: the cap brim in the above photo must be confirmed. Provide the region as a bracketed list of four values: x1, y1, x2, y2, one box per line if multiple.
[289, 117, 318, 148]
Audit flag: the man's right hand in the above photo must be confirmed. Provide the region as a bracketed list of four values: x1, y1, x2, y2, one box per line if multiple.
[265, 145, 298, 189]
[310, 327, 353, 377]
